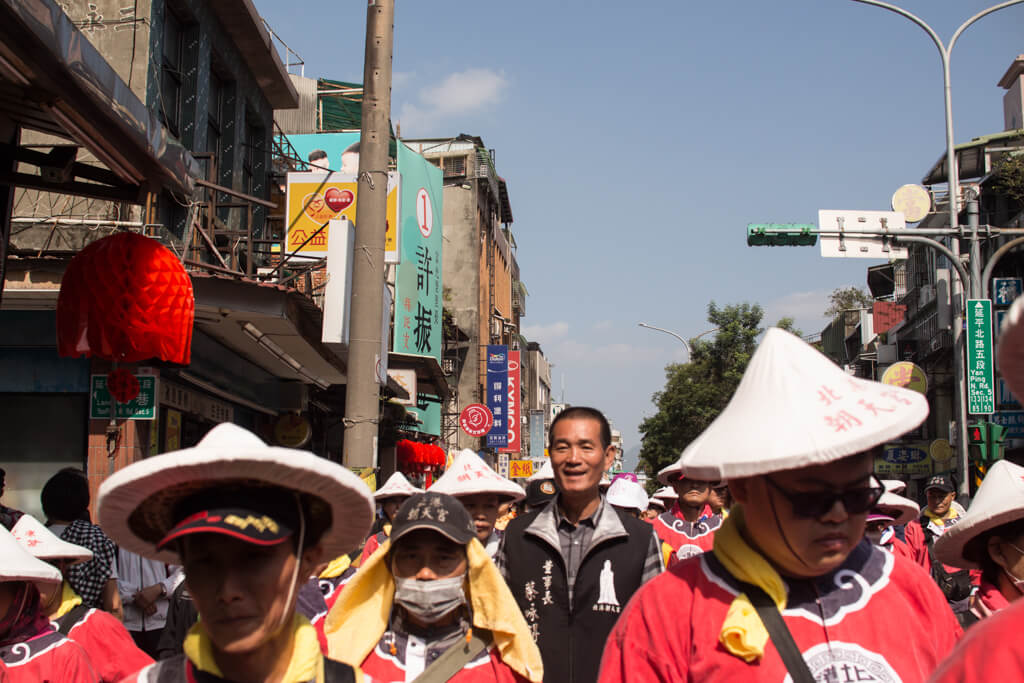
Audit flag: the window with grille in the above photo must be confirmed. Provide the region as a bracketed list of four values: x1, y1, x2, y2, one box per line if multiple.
[160, 8, 185, 137]
[443, 155, 466, 177]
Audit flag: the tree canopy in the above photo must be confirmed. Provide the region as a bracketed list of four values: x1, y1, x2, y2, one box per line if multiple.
[824, 286, 872, 318]
[638, 302, 768, 486]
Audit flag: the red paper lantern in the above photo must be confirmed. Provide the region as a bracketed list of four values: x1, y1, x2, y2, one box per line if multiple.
[107, 368, 140, 403]
[57, 232, 194, 364]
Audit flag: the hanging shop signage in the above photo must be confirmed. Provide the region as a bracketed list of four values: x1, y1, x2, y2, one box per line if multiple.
[274, 414, 312, 448]
[875, 443, 932, 476]
[510, 459, 534, 479]
[387, 369, 418, 407]
[160, 380, 234, 424]
[392, 143, 443, 361]
[406, 393, 442, 437]
[529, 410, 546, 460]
[499, 351, 521, 454]
[498, 453, 510, 478]
[880, 361, 927, 395]
[90, 373, 157, 420]
[486, 345, 508, 448]
[460, 404, 493, 437]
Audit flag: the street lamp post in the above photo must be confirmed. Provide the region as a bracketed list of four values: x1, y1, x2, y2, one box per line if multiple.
[851, 0, 1024, 497]
[638, 322, 691, 358]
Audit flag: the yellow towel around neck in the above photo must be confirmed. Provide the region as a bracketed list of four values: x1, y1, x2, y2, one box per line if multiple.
[711, 505, 788, 663]
[323, 537, 544, 683]
[51, 581, 83, 619]
[183, 612, 328, 683]
[320, 553, 352, 579]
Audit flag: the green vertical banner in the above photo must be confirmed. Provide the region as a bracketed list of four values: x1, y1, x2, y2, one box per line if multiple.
[967, 298, 995, 415]
[393, 142, 443, 362]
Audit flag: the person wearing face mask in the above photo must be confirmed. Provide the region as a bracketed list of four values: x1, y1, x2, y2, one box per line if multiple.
[11, 514, 153, 681]
[96, 423, 375, 683]
[430, 450, 526, 558]
[323, 492, 543, 682]
[600, 328, 961, 682]
[932, 459, 1024, 625]
[862, 487, 921, 565]
[652, 462, 722, 567]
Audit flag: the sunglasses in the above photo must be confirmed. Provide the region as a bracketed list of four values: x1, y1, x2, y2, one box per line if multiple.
[764, 477, 884, 519]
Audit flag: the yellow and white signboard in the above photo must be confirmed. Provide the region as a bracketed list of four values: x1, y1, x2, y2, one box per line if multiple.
[285, 171, 399, 261]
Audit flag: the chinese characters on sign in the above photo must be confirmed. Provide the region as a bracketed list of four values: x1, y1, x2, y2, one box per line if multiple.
[509, 459, 534, 478]
[966, 299, 995, 415]
[874, 444, 932, 476]
[89, 374, 157, 420]
[486, 345, 508, 448]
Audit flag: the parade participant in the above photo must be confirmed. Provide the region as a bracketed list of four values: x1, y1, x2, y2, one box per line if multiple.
[431, 449, 525, 558]
[0, 524, 96, 681]
[496, 406, 662, 683]
[97, 423, 374, 683]
[708, 483, 732, 518]
[41, 468, 121, 618]
[862, 487, 920, 565]
[600, 328, 960, 682]
[643, 496, 665, 521]
[521, 479, 556, 514]
[652, 460, 722, 566]
[360, 472, 422, 566]
[323, 492, 543, 682]
[12, 514, 153, 681]
[0, 468, 24, 530]
[919, 473, 973, 621]
[934, 459, 1024, 622]
[605, 477, 649, 518]
[494, 500, 517, 531]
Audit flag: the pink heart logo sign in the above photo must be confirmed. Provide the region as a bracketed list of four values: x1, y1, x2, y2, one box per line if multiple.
[460, 404, 494, 437]
[324, 187, 354, 213]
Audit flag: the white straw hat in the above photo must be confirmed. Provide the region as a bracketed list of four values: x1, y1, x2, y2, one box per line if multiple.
[674, 328, 928, 480]
[934, 460, 1024, 569]
[12, 515, 93, 564]
[873, 490, 919, 526]
[607, 478, 649, 513]
[652, 486, 678, 501]
[0, 525, 62, 585]
[526, 459, 554, 482]
[429, 449, 525, 502]
[998, 296, 1024, 400]
[648, 496, 666, 510]
[374, 472, 423, 501]
[97, 423, 375, 564]
[882, 479, 906, 494]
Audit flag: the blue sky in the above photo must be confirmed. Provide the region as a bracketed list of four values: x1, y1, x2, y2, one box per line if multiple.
[256, 1, 1024, 465]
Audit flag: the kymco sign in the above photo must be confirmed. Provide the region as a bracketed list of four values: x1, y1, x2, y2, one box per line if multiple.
[499, 351, 521, 454]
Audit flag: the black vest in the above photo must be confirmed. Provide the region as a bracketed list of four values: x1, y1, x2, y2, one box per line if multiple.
[502, 505, 652, 683]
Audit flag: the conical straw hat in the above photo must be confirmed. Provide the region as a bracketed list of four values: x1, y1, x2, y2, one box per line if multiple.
[526, 460, 554, 482]
[934, 459, 1024, 569]
[874, 490, 919, 526]
[430, 449, 524, 502]
[675, 328, 928, 480]
[12, 514, 93, 563]
[374, 472, 422, 500]
[651, 486, 678, 501]
[0, 525, 62, 585]
[607, 478, 649, 513]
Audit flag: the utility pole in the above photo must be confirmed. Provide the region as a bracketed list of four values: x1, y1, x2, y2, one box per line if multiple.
[343, 0, 394, 470]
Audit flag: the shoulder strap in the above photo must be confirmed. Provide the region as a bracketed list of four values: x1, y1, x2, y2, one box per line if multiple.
[56, 603, 92, 635]
[738, 582, 815, 683]
[323, 656, 357, 683]
[411, 628, 493, 683]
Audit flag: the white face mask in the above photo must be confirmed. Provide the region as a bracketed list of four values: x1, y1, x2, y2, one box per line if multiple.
[394, 575, 467, 623]
[1002, 542, 1024, 594]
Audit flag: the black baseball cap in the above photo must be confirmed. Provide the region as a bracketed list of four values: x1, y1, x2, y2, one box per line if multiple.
[390, 492, 475, 546]
[925, 474, 955, 494]
[524, 479, 557, 508]
[158, 507, 293, 550]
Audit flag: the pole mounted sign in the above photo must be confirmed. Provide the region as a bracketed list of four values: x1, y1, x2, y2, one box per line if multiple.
[966, 299, 995, 415]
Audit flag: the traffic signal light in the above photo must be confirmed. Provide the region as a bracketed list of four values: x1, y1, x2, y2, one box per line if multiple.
[747, 224, 818, 247]
[967, 421, 1008, 462]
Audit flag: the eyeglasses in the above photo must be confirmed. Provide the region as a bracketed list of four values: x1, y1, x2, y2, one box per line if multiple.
[764, 477, 884, 519]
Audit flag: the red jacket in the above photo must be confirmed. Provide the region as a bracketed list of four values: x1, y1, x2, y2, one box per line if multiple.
[599, 541, 960, 682]
[931, 592, 1024, 682]
[651, 504, 721, 566]
[1, 628, 97, 683]
[56, 606, 152, 682]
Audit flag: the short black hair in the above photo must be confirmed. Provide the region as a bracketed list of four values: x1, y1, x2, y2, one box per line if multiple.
[308, 149, 328, 162]
[967, 516, 1024, 585]
[41, 468, 90, 522]
[548, 406, 611, 449]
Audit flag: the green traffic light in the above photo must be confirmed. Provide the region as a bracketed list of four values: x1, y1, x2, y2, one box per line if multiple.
[746, 223, 818, 247]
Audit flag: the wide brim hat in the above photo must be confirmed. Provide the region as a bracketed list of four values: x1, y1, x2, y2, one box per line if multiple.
[657, 463, 723, 486]
[934, 459, 1024, 569]
[606, 478, 649, 512]
[429, 449, 524, 502]
[526, 460, 554, 482]
[97, 423, 375, 564]
[673, 328, 928, 480]
[12, 514, 93, 563]
[374, 472, 422, 501]
[882, 479, 906, 494]
[648, 496, 666, 510]
[873, 490, 919, 526]
[651, 486, 678, 501]
[0, 525, 62, 585]
[998, 295, 1024, 400]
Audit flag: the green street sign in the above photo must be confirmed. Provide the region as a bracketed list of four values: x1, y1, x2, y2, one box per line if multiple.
[90, 374, 158, 420]
[967, 299, 995, 415]
[746, 224, 818, 247]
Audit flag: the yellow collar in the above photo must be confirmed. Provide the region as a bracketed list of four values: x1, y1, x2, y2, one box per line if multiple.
[183, 613, 323, 683]
[52, 582, 83, 619]
[923, 507, 958, 525]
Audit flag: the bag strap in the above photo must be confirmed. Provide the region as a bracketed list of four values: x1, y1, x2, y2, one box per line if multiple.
[411, 628, 493, 683]
[56, 603, 92, 635]
[738, 582, 815, 683]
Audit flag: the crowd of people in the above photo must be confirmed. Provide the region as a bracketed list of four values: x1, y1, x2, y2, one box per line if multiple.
[4, 311, 1024, 681]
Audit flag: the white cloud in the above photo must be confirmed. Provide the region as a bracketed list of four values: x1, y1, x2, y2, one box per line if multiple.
[522, 321, 569, 343]
[397, 68, 508, 135]
[764, 289, 832, 336]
